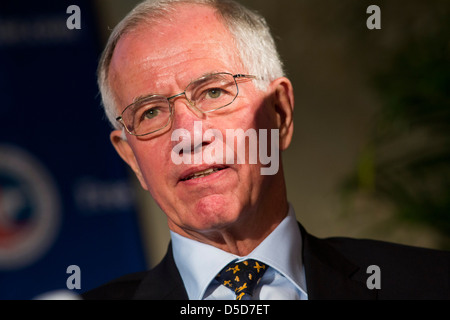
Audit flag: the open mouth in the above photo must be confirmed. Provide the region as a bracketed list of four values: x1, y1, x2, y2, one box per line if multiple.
[180, 167, 227, 182]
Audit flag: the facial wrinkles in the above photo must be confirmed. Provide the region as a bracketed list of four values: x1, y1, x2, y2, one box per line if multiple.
[110, 5, 267, 204]
[138, 50, 234, 95]
[110, 13, 242, 104]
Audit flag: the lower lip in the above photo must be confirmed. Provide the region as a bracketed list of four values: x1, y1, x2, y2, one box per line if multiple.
[179, 167, 229, 186]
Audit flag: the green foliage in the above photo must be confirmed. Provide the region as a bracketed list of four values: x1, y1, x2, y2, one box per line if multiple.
[343, 7, 450, 248]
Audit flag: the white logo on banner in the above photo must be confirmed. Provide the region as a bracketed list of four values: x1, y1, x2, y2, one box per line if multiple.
[0, 145, 61, 269]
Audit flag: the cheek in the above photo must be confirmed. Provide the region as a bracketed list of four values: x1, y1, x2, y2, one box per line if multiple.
[254, 100, 278, 130]
[238, 93, 275, 129]
[131, 139, 171, 183]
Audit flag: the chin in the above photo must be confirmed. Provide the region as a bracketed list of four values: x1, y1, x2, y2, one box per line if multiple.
[190, 195, 242, 230]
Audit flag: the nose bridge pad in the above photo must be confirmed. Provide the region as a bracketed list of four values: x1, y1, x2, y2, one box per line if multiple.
[186, 101, 204, 119]
[171, 93, 205, 119]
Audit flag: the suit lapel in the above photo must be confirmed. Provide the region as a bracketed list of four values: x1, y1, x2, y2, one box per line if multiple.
[300, 224, 377, 300]
[133, 243, 189, 300]
[132, 225, 378, 300]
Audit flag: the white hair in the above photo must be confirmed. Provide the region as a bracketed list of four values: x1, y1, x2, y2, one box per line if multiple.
[98, 0, 286, 129]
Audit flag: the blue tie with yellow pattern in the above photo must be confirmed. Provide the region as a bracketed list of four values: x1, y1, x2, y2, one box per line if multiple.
[216, 259, 267, 300]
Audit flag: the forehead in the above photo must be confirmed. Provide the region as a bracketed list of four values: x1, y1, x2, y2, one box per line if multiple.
[109, 4, 242, 100]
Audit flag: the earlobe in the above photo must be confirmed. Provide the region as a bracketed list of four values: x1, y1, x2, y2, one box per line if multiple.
[110, 130, 149, 190]
[271, 77, 294, 151]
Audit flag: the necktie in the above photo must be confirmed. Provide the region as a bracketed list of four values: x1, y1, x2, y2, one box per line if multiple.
[216, 259, 267, 300]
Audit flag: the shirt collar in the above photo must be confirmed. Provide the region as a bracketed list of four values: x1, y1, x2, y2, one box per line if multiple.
[170, 203, 306, 299]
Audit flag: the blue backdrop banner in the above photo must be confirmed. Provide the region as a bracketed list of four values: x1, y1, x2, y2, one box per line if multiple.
[0, 0, 148, 299]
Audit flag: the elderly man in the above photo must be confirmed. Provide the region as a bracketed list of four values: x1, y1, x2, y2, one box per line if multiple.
[83, 0, 450, 300]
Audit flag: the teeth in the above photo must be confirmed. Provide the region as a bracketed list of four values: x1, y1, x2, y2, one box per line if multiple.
[185, 168, 220, 181]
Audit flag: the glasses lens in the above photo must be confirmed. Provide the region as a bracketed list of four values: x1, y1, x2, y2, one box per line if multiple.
[186, 73, 238, 112]
[122, 96, 171, 136]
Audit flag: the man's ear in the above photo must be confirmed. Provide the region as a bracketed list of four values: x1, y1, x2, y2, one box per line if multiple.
[270, 77, 294, 151]
[110, 130, 148, 190]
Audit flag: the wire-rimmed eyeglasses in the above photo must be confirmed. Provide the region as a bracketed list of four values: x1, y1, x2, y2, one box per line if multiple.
[116, 72, 256, 136]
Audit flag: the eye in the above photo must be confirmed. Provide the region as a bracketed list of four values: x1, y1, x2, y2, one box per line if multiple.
[142, 107, 161, 120]
[206, 88, 223, 99]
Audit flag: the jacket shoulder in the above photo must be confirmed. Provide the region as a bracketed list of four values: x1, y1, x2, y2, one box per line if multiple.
[81, 270, 148, 300]
[82, 243, 187, 300]
[325, 236, 450, 265]
[323, 236, 450, 299]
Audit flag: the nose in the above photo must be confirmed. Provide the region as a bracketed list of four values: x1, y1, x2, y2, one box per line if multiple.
[170, 97, 211, 157]
[170, 95, 205, 130]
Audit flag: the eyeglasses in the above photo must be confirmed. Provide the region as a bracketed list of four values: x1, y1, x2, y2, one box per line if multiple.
[116, 72, 256, 136]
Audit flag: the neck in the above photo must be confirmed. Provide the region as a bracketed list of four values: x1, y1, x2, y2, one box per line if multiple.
[175, 201, 288, 256]
[169, 175, 289, 256]
[211, 201, 289, 256]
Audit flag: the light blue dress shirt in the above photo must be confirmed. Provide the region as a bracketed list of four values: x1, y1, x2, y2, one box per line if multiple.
[170, 204, 308, 300]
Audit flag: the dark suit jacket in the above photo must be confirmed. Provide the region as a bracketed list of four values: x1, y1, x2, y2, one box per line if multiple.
[82, 223, 450, 300]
